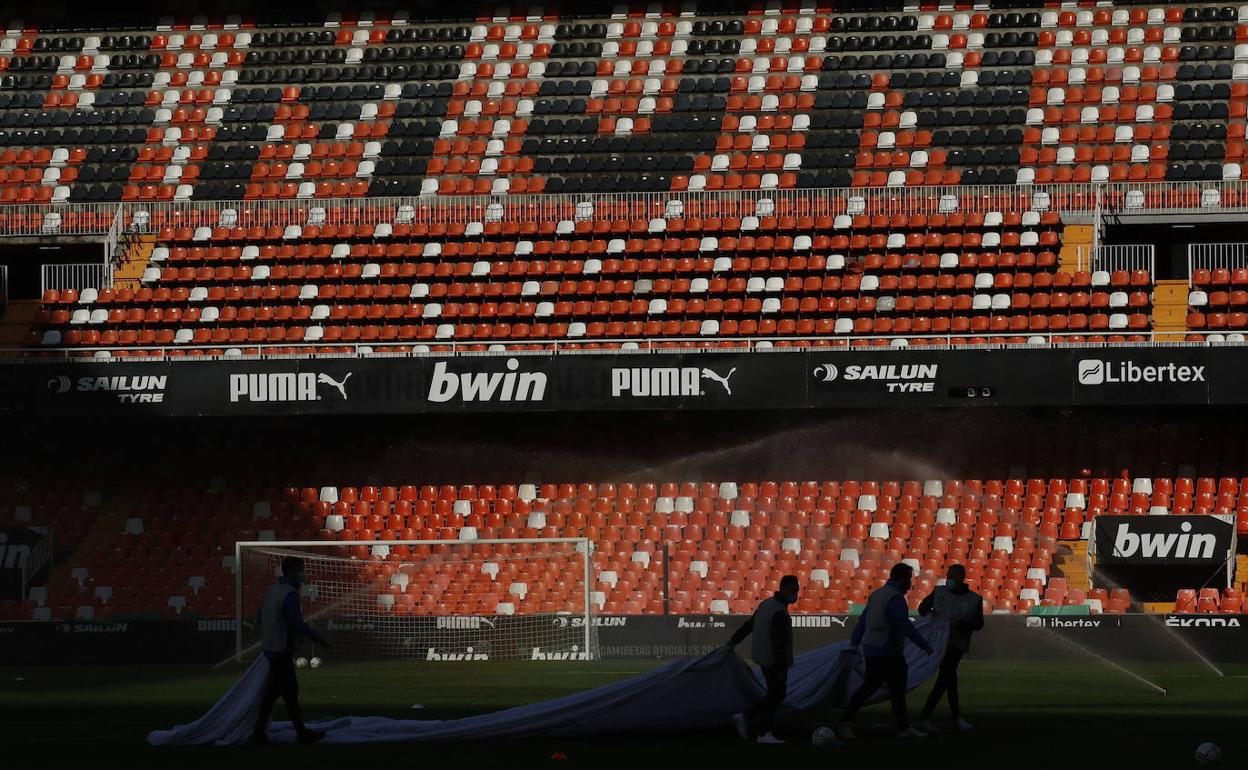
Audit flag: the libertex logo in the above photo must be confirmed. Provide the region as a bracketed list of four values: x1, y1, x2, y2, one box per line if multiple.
[1076, 359, 1205, 386]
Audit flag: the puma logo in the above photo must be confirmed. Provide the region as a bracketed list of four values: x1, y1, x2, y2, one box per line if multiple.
[317, 372, 352, 400]
[700, 367, 736, 395]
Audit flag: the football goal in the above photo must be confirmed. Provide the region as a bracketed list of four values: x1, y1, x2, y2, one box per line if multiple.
[235, 538, 597, 663]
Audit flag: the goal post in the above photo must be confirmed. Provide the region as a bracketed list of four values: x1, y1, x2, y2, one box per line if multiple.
[235, 538, 596, 663]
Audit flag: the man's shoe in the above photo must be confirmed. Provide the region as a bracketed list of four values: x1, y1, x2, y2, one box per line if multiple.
[954, 718, 974, 733]
[915, 719, 938, 733]
[833, 723, 855, 741]
[296, 729, 326, 745]
[732, 713, 749, 740]
[897, 727, 929, 739]
[756, 732, 784, 744]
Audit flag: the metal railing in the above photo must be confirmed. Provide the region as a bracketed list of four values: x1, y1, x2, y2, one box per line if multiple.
[1071, 244, 1156, 276]
[1188, 243, 1248, 285]
[0, 202, 121, 237]
[1, 181, 1248, 240]
[3, 331, 1229, 364]
[40, 263, 114, 294]
[100, 182, 1219, 233]
[103, 203, 124, 263]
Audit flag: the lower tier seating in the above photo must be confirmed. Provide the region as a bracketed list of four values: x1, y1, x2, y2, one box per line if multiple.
[7, 475, 1245, 622]
[1175, 586, 1243, 613]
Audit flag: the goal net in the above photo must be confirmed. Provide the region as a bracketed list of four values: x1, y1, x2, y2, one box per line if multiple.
[235, 538, 597, 663]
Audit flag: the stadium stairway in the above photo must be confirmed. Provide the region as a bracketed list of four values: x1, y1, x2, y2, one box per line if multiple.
[1052, 540, 1091, 596]
[113, 234, 158, 291]
[1057, 224, 1094, 275]
[1152, 279, 1190, 340]
[0, 300, 41, 354]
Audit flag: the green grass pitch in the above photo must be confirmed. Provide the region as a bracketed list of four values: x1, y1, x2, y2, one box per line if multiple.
[2, 659, 1246, 769]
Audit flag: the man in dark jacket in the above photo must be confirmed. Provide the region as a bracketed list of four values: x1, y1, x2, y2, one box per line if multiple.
[250, 556, 332, 745]
[915, 564, 984, 733]
[725, 574, 799, 744]
[835, 563, 934, 741]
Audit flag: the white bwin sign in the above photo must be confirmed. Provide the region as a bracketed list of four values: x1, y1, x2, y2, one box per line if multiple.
[530, 645, 591, 660]
[1113, 521, 1218, 560]
[428, 358, 547, 403]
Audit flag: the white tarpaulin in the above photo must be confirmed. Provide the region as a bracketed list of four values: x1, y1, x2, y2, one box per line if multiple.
[149, 617, 947, 746]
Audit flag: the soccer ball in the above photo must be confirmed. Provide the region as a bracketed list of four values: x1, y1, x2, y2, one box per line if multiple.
[295, 657, 308, 669]
[811, 726, 838, 747]
[1195, 743, 1221, 765]
[309, 656, 322, 669]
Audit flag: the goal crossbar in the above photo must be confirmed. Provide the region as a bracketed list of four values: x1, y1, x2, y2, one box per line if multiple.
[235, 538, 595, 663]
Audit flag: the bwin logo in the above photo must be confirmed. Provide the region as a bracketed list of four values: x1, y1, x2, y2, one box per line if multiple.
[1113, 521, 1217, 560]
[428, 358, 547, 403]
[47, 376, 72, 394]
[531, 645, 591, 661]
[425, 646, 490, 661]
[813, 364, 839, 382]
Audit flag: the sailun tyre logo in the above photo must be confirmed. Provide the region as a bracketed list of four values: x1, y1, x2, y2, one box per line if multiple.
[813, 364, 839, 382]
[50, 375, 168, 403]
[551, 616, 626, 628]
[47, 376, 72, 394]
[811, 363, 938, 393]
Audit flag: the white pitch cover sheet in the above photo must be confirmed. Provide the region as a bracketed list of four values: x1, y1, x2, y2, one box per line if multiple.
[148, 618, 947, 746]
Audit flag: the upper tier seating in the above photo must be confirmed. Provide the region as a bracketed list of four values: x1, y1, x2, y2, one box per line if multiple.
[1, 3, 1248, 204]
[34, 202, 1156, 351]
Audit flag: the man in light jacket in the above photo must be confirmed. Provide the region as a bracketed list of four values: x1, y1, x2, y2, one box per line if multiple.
[250, 556, 331, 745]
[915, 564, 984, 733]
[725, 574, 799, 744]
[835, 563, 934, 741]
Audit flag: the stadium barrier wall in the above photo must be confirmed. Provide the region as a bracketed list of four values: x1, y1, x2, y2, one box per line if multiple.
[5, 614, 1247, 665]
[9, 180, 1248, 240]
[2, 346, 1244, 415]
